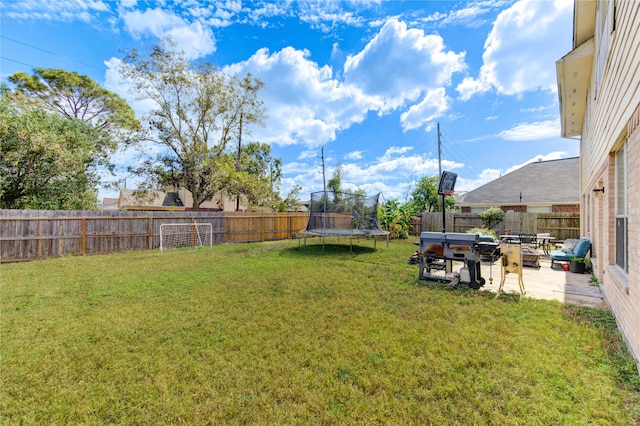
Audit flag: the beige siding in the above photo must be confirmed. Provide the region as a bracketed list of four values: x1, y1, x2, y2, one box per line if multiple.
[582, 1, 640, 187]
[577, 1, 640, 368]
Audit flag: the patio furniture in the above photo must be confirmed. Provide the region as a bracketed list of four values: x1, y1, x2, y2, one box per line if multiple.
[536, 233, 553, 255]
[500, 233, 538, 246]
[549, 238, 591, 269]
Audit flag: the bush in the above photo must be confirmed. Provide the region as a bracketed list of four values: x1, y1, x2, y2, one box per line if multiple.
[479, 207, 504, 230]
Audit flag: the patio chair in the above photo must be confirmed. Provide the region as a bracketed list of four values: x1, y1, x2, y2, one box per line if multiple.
[549, 238, 591, 268]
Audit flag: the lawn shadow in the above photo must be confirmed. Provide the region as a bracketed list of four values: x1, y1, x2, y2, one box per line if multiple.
[416, 279, 522, 302]
[288, 242, 378, 255]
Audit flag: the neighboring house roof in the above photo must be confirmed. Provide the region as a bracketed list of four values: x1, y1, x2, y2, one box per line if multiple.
[117, 188, 243, 211]
[118, 189, 186, 211]
[459, 157, 579, 206]
[98, 197, 120, 210]
[162, 191, 184, 207]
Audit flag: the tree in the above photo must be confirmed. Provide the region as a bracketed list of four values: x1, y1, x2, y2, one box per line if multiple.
[327, 164, 343, 194]
[8, 67, 140, 144]
[222, 142, 283, 210]
[273, 184, 302, 212]
[409, 175, 458, 212]
[119, 39, 266, 210]
[0, 92, 101, 209]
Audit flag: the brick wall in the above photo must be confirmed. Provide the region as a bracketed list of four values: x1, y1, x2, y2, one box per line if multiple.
[552, 204, 580, 213]
[599, 102, 640, 370]
[500, 205, 527, 213]
[461, 204, 580, 213]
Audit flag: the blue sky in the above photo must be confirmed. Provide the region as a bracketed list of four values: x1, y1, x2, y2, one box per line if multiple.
[0, 0, 576, 203]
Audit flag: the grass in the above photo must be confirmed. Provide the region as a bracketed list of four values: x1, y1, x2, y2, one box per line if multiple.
[1, 238, 639, 424]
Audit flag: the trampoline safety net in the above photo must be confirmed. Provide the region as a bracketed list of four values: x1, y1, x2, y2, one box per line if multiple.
[302, 191, 389, 236]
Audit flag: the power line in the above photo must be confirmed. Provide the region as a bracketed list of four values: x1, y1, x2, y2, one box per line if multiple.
[0, 56, 36, 69]
[1, 35, 103, 71]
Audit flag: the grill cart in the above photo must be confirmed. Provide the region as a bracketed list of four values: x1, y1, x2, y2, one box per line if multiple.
[414, 232, 499, 289]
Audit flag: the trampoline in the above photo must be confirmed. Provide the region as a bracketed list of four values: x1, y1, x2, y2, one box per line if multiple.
[299, 191, 389, 252]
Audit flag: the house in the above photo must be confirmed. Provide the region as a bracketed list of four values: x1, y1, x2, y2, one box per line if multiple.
[556, 0, 639, 368]
[457, 157, 580, 214]
[98, 197, 119, 210]
[118, 188, 244, 211]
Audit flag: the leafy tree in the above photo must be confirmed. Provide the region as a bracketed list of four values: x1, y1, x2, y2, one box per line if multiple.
[8, 67, 140, 144]
[231, 142, 282, 209]
[378, 200, 415, 239]
[273, 184, 302, 212]
[480, 207, 504, 230]
[119, 38, 266, 210]
[0, 93, 101, 209]
[327, 164, 343, 194]
[409, 175, 458, 212]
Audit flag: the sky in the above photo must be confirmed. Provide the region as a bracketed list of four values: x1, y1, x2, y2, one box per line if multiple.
[0, 0, 577, 204]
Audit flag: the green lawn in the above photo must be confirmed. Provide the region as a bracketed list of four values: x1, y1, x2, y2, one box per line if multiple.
[1, 238, 639, 424]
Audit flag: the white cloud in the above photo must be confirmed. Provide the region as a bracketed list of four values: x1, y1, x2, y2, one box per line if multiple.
[456, 75, 490, 101]
[400, 88, 451, 131]
[344, 18, 466, 112]
[298, 2, 364, 32]
[456, 0, 572, 100]
[3, 0, 112, 21]
[223, 17, 467, 147]
[499, 118, 561, 141]
[503, 151, 567, 174]
[345, 150, 363, 160]
[223, 47, 374, 148]
[438, 1, 498, 28]
[379, 146, 414, 161]
[121, 8, 216, 58]
[456, 167, 502, 192]
[280, 145, 465, 201]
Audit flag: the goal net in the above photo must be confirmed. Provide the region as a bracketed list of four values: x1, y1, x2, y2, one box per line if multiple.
[159, 223, 213, 253]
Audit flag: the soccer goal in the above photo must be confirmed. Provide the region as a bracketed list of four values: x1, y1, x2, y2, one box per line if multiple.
[159, 223, 213, 253]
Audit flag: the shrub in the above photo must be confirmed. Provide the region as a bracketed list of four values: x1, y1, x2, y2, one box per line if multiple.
[479, 207, 504, 230]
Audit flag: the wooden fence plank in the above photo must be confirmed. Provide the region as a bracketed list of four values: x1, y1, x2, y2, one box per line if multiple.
[419, 211, 581, 241]
[0, 210, 310, 262]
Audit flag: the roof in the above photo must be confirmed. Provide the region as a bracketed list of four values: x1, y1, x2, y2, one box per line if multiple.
[118, 188, 186, 211]
[458, 157, 580, 206]
[556, 1, 596, 138]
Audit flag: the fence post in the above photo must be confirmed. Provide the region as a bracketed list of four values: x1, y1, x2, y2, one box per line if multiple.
[147, 217, 153, 250]
[81, 218, 87, 256]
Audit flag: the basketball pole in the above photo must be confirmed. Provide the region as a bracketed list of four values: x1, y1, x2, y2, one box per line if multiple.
[437, 123, 445, 232]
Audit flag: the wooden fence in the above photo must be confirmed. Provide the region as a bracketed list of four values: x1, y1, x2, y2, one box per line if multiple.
[0, 210, 309, 263]
[414, 211, 581, 242]
[1, 209, 582, 263]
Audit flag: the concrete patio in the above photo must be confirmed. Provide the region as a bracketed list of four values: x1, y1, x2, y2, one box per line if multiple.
[473, 257, 607, 309]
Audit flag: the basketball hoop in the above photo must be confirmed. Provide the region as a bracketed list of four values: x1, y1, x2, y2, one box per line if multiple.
[438, 171, 457, 195]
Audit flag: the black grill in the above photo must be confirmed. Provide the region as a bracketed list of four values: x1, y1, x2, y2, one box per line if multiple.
[415, 232, 499, 289]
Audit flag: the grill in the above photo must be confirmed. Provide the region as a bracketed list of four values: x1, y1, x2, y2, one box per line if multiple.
[415, 232, 499, 289]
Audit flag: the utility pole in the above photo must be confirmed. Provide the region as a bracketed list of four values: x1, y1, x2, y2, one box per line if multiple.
[321, 145, 327, 229]
[437, 122, 442, 177]
[437, 123, 446, 232]
[236, 113, 243, 211]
